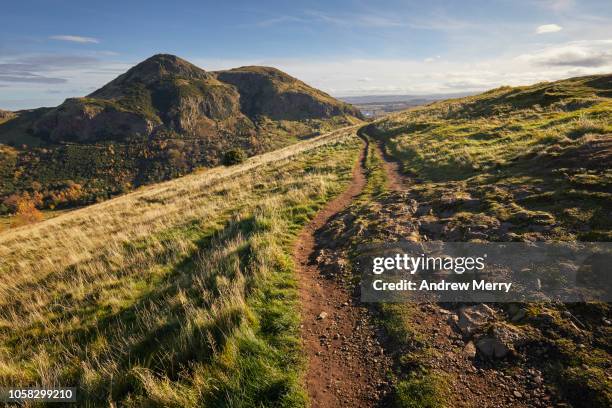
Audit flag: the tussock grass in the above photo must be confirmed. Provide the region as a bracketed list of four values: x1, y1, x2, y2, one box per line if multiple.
[0, 126, 361, 406]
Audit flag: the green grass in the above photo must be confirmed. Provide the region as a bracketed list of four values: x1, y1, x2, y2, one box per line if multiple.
[0, 132, 361, 406]
[369, 74, 611, 242]
[365, 73, 612, 407]
[330, 136, 452, 407]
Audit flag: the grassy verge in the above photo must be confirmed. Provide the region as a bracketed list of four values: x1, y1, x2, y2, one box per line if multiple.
[0, 131, 361, 406]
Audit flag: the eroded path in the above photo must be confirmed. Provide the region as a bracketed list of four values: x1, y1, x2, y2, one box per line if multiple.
[372, 141, 411, 191]
[294, 136, 391, 407]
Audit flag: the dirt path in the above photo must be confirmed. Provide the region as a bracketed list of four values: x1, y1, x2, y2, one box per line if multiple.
[295, 136, 391, 407]
[373, 141, 411, 191]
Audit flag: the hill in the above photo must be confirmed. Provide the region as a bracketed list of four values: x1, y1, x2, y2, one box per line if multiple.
[0, 110, 14, 124]
[353, 73, 611, 407]
[364, 73, 611, 241]
[0, 73, 610, 407]
[0, 54, 362, 216]
[0, 126, 361, 406]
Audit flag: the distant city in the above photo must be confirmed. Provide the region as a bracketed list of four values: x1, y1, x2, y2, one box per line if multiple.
[340, 92, 476, 118]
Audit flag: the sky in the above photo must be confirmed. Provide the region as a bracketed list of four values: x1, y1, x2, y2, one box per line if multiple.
[1, 0, 611, 110]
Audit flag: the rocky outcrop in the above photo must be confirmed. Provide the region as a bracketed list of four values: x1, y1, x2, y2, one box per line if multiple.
[8, 54, 361, 144]
[33, 99, 156, 142]
[456, 304, 497, 337]
[475, 322, 523, 359]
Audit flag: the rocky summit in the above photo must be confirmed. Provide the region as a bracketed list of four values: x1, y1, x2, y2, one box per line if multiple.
[13, 54, 361, 144]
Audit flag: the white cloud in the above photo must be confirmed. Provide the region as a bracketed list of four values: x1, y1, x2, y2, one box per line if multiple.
[49, 35, 100, 44]
[536, 24, 562, 34]
[194, 39, 612, 97]
[4, 36, 612, 110]
[0, 53, 129, 109]
[518, 39, 612, 67]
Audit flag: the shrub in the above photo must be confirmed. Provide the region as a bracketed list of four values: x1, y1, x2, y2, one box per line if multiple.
[13, 199, 43, 226]
[222, 149, 247, 166]
[3, 192, 43, 213]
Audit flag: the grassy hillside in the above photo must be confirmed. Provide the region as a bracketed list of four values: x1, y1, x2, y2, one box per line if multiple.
[359, 74, 611, 407]
[367, 74, 612, 242]
[0, 127, 362, 406]
[0, 110, 14, 125]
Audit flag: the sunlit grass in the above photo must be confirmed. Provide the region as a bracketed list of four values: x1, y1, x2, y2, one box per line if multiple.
[0, 127, 362, 406]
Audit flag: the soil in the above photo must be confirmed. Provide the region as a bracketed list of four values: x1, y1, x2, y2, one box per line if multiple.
[372, 140, 411, 191]
[294, 136, 392, 408]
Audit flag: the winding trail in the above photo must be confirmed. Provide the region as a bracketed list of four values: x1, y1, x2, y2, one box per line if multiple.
[373, 141, 410, 191]
[294, 134, 390, 407]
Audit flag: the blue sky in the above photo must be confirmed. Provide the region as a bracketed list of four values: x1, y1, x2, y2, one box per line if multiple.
[1, 0, 611, 109]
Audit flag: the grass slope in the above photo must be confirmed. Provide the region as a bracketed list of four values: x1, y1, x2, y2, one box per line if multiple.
[368, 74, 611, 242]
[0, 54, 363, 217]
[0, 127, 361, 406]
[364, 74, 612, 407]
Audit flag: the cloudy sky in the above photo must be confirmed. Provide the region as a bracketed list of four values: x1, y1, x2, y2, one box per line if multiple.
[1, 0, 611, 110]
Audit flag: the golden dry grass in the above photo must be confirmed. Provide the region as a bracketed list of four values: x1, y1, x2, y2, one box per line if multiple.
[0, 125, 362, 406]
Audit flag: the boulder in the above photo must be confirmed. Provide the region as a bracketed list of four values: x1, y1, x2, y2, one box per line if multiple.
[476, 323, 521, 359]
[456, 304, 497, 337]
[463, 341, 477, 359]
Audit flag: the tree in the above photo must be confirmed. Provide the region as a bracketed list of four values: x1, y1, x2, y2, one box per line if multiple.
[222, 148, 247, 166]
[13, 198, 43, 226]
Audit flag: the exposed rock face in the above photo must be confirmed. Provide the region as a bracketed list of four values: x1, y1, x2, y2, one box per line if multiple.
[33, 99, 156, 142]
[13, 54, 361, 144]
[0, 54, 363, 212]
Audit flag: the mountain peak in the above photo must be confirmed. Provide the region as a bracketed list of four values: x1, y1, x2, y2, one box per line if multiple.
[89, 53, 210, 98]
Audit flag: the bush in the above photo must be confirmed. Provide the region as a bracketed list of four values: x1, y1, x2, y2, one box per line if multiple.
[2, 192, 44, 226]
[222, 149, 247, 166]
[12, 199, 43, 226]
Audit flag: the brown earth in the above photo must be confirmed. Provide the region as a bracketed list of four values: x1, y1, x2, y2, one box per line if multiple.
[295, 136, 392, 408]
[373, 141, 411, 191]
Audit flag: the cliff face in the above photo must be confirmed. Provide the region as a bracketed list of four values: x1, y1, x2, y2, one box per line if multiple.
[11, 54, 361, 144]
[32, 98, 157, 143]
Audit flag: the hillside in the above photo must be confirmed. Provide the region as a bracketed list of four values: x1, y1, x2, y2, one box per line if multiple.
[365, 73, 611, 241]
[0, 127, 362, 406]
[351, 73, 611, 407]
[0, 110, 14, 124]
[0, 74, 610, 407]
[0, 54, 362, 217]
